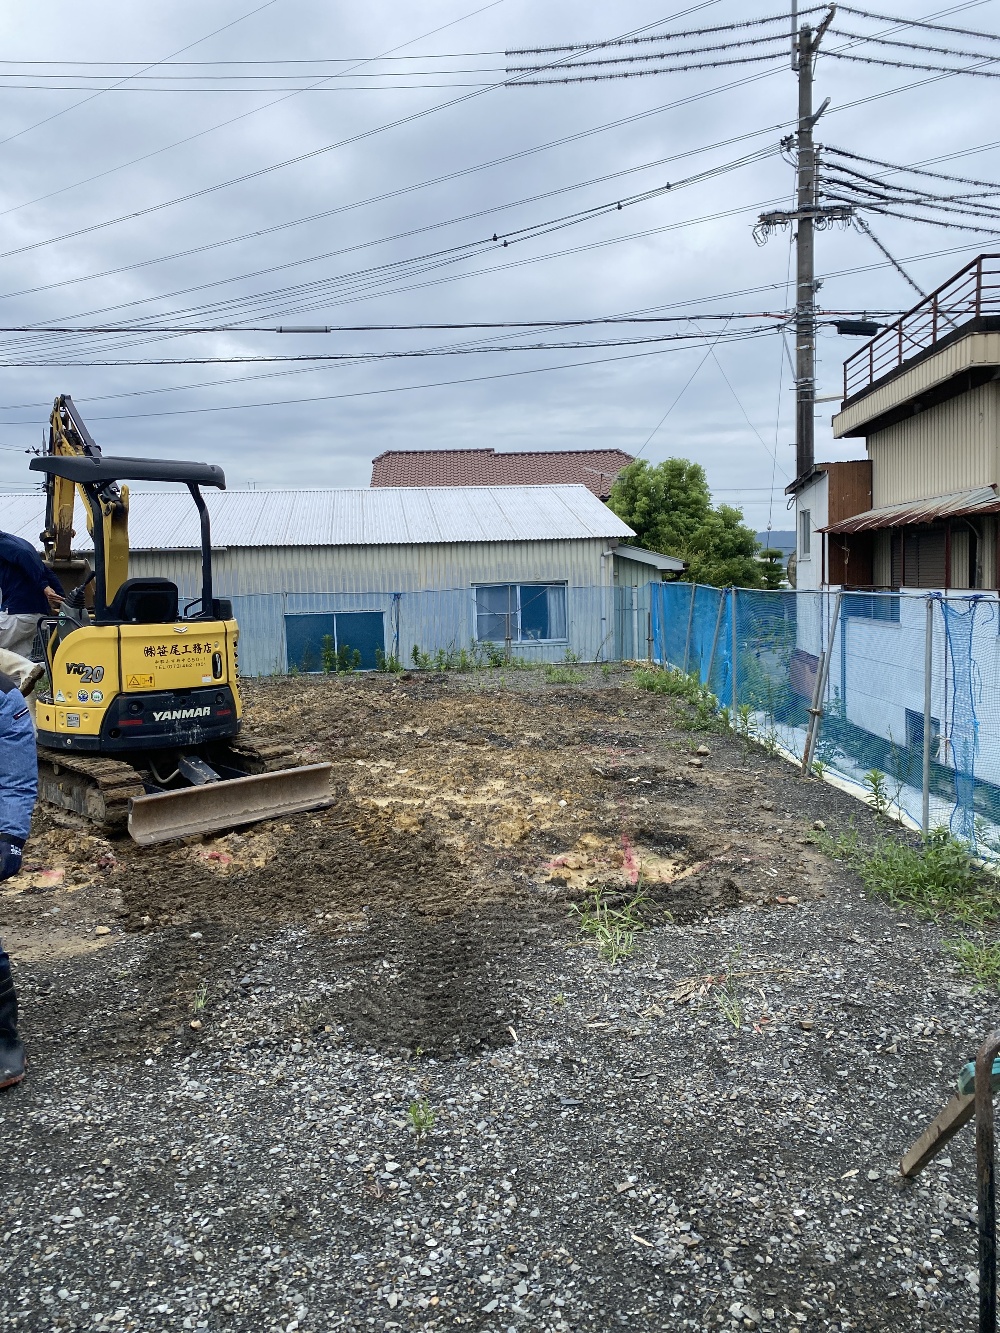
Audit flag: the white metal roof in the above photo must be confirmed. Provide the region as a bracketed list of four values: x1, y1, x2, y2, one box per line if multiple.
[0, 485, 633, 551]
[615, 544, 685, 572]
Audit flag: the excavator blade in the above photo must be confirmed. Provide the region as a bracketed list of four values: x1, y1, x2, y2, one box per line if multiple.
[127, 762, 335, 846]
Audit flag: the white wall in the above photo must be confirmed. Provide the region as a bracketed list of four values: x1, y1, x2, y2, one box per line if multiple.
[793, 473, 828, 591]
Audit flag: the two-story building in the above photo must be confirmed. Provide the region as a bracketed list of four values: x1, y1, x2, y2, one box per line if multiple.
[792, 253, 1000, 590]
[785, 256, 1000, 805]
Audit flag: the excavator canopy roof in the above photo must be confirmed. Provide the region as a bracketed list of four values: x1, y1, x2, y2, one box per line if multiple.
[29, 454, 226, 489]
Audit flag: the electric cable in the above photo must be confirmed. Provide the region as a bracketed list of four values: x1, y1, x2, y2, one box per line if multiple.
[0, 326, 785, 366]
[823, 48, 1000, 75]
[834, 3, 1000, 41]
[0, 146, 776, 358]
[0, 1, 718, 264]
[505, 10, 826, 55]
[0, 235, 976, 417]
[0, 327, 782, 426]
[829, 26, 1000, 61]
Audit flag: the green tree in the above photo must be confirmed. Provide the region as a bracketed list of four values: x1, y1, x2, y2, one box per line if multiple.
[608, 458, 763, 587]
[759, 548, 785, 590]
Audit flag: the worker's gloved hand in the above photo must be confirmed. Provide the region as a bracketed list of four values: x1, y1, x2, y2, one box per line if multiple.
[0, 837, 23, 882]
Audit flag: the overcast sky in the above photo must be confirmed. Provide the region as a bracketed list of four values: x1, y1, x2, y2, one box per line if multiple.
[0, 0, 996, 530]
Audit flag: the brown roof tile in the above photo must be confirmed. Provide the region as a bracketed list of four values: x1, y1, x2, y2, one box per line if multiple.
[370, 448, 633, 500]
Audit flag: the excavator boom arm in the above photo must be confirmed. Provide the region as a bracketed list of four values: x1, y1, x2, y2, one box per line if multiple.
[40, 395, 129, 602]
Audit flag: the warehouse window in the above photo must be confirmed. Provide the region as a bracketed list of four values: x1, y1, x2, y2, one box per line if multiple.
[284, 610, 385, 671]
[475, 583, 568, 642]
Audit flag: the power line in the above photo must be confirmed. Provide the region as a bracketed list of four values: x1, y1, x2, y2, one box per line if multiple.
[823, 47, 1000, 75]
[0, 5, 514, 223]
[830, 26, 1000, 61]
[822, 143, 1000, 190]
[0, 0, 281, 150]
[0, 237, 977, 417]
[4, 311, 894, 336]
[507, 50, 790, 84]
[834, 3, 1000, 41]
[0, 66, 511, 82]
[0, 326, 785, 366]
[0, 190, 793, 363]
[0, 328, 781, 426]
[0, 80, 508, 92]
[505, 10, 824, 55]
[0, 148, 777, 359]
[0, 126, 783, 308]
[508, 34, 790, 73]
[0, 51, 511, 66]
[0, 1, 718, 263]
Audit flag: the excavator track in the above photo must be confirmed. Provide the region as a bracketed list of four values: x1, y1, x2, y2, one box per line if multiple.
[36, 732, 333, 842]
[36, 747, 147, 829]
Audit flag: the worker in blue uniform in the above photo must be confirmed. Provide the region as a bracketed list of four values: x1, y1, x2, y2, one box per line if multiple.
[0, 668, 37, 1088]
[0, 528, 64, 657]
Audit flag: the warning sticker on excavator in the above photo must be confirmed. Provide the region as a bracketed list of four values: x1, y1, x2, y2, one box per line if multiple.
[127, 674, 155, 688]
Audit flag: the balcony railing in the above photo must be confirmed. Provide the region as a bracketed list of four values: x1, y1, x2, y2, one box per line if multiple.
[843, 253, 1000, 401]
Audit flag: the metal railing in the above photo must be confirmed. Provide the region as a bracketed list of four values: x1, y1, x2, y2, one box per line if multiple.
[843, 254, 1000, 400]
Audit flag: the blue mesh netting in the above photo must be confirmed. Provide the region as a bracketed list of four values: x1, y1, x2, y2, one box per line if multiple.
[941, 597, 987, 842]
[650, 581, 1000, 852]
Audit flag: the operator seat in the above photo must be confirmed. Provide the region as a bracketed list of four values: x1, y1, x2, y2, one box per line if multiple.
[105, 577, 179, 624]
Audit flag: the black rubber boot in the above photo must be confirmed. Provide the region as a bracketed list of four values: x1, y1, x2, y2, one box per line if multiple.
[0, 946, 25, 1090]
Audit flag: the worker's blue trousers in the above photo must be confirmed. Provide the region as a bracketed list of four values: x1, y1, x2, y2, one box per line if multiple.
[0, 674, 35, 844]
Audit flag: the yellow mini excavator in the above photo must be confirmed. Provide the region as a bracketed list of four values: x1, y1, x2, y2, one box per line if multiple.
[29, 394, 333, 845]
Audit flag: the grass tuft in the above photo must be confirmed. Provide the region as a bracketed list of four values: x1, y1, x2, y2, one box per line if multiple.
[544, 665, 586, 685]
[632, 667, 725, 733]
[944, 936, 1000, 990]
[814, 825, 996, 927]
[569, 886, 652, 964]
[406, 1099, 435, 1137]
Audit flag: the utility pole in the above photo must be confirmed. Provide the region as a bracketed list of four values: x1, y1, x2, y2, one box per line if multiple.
[794, 21, 819, 484]
[756, 6, 844, 485]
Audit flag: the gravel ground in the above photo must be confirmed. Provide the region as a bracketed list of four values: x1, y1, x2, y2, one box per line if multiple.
[1, 671, 997, 1331]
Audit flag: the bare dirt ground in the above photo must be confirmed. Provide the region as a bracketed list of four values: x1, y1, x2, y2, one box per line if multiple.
[0, 666, 994, 1331]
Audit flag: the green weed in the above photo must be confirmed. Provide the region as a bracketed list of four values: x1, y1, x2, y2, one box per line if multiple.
[944, 936, 1000, 991]
[714, 982, 744, 1030]
[732, 703, 754, 756]
[862, 768, 893, 819]
[406, 1099, 435, 1137]
[633, 667, 724, 733]
[409, 640, 530, 672]
[633, 666, 703, 702]
[569, 886, 652, 964]
[321, 636, 361, 674]
[544, 665, 586, 684]
[191, 982, 208, 1015]
[815, 825, 997, 928]
[374, 648, 403, 673]
[322, 634, 337, 673]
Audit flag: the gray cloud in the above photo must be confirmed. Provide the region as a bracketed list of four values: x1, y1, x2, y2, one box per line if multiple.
[0, 0, 995, 532]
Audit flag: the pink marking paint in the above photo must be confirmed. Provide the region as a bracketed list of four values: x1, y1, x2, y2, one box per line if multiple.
[620, 833, 639, 886]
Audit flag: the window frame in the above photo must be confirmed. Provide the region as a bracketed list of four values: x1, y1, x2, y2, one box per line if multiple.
[473, 581, 569, 644]
[799, 508, 812, 560]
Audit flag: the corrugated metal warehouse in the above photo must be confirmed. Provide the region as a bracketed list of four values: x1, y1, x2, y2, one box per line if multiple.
[0, 485, 679, 674]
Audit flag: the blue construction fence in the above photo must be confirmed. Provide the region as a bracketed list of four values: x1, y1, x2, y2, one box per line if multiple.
[650, 582, 1000, 856]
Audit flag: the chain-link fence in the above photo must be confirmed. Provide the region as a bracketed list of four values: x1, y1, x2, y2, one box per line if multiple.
[650, 582, 1000, 855]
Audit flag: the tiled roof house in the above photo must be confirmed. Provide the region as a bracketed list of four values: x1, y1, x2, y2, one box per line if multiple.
[370, 448, 634, 500]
